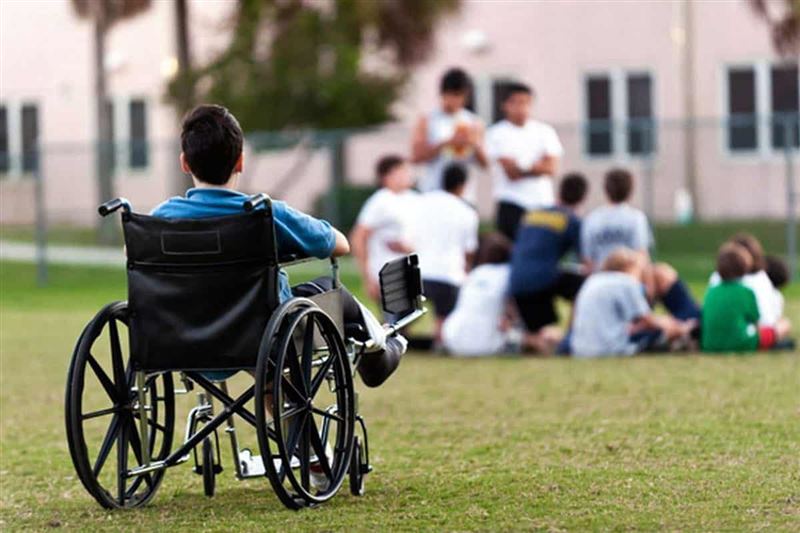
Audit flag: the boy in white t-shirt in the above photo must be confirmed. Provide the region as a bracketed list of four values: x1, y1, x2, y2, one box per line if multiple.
[486, 82, 563, 240]
[351, 155, 418, 303]
[413, 164, 479, 342]
[410, 67, 488, 201]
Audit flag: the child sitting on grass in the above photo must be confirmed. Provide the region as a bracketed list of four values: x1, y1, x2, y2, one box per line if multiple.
[702, 243, 791, 352]
[569, 247, 696, 358]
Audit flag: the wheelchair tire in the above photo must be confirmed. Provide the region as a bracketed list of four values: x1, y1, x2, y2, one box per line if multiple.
[65, 301, 175, 509]
[255, 298, 356, 509]
[202, 437, 215, 498]
[349, 437, 365, 497]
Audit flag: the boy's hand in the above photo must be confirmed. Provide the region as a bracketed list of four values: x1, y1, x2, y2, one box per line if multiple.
[386, 239, 414, 254]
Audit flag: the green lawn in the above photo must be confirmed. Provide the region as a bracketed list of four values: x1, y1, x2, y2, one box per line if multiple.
[1, 221, 799, 530]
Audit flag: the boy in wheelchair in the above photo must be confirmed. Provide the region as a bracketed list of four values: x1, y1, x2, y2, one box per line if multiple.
[152, 104, 407, 387]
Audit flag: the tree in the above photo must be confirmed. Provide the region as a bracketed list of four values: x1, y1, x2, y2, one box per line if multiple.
[167, 0, 460, 131]
[71, 0, 151, 243]
[750, 0, 800, 56]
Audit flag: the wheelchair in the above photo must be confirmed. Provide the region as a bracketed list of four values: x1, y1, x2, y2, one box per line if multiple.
[64, 194, 425, 510]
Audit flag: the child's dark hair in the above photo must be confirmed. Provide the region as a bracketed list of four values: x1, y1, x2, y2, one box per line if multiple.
[717, 242, 751, 281]
[375, 155, 405, 185]
[604, 168, 634, 203]
[440, 67, 472, 94]
[443, 163, 467, 193]
[765, 254, 790, 288]
[502, 81, 534, 102]
[475, 232, 512, 266]
[731, 232, 765, 272]
[181, 105, 243, 185]
[559, 172, 588, 206]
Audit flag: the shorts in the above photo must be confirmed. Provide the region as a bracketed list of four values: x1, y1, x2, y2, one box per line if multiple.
[513, 271, 585, 332]
[495, 201, 526, 241]
[758, 326, 777, 349]
[423, 279, 459, 319]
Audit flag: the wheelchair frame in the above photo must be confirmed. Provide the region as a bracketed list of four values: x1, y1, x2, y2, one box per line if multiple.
[65, 195, 425, 510]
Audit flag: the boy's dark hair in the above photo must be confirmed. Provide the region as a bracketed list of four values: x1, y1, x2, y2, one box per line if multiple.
[475, 232, 512, 266]
[181, 105, 243, 185]
[731, 232, 765, 272]
[765, 254, 789, 288]
[443, 163, 467, 193]
[717, 242, 751, 281]
[440, 67, 472, 94]
[502, 82, 534, 102]
[559, 172, 588, 206]
[376, 155, 405, 185]
[604, 168, 634, 203]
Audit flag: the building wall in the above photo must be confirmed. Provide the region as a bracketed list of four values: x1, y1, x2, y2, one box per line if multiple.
[0, 0, 796, 226]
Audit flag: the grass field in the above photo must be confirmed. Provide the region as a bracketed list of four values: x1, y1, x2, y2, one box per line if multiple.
[1, 222, 799, 531]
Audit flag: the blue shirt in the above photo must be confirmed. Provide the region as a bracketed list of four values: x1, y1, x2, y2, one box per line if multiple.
[509, 206, 581, 295]
[151, 188, 336, 302]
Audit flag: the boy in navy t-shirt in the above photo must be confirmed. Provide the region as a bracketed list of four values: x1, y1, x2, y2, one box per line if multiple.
[509, 173, 588, 343]
[151, 105, 406, 387]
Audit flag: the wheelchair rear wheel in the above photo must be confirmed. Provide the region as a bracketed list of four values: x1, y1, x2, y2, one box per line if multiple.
[65, 301, 175, 509]
[255, 299, 356, 509]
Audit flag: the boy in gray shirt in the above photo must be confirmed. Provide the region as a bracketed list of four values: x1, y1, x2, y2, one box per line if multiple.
[580, 168, 701, 323]
[571, 248, 695, 358]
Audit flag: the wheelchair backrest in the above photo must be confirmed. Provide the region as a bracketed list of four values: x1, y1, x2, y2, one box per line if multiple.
[123, 206, 280, 371]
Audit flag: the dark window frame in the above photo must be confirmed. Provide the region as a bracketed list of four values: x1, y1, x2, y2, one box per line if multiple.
[585, 74, 613, 156]
[129, 98, 148, 169]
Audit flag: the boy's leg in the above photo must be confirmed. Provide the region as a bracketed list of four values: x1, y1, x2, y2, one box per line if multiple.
[422, 279, 459, 345]
[292, 277, 407, 388]
[651, 263, 701, 321]
[495, 201, 525, 241]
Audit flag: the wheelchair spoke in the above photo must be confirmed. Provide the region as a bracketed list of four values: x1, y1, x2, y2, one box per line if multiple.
[126, 425, 154, 491]
[116, 417, 129, 505]
[278, 413, 306, 482]
[132, 412, 167, 434]
[87, 354, 120, 403]
[299, 417, 311, 491]
[92, 414, 121, 477]
[279, 374, 305, 404]
[108, 320, 126, 395]
[307, 416, 333, 481]
[310, 406, 344, 423]
[301, 316, 315, 391]
[309, 354, 335, 397]
[285, 342, 308, 397]
[279, 404, 306, 421]
[82, 406, 120, 421]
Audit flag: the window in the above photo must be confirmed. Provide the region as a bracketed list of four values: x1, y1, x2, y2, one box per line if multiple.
[727, 68, 758, 151]
[0, 106, 8, 173]
[626, 73, 654, 155]
[129, 99, 148, 169]
[770, 64, 799, 149]
[21, 104, 38, 172]
[490, 79, 519, 124]
[586, 75, 613, 155]
[104, 99, 116, 171]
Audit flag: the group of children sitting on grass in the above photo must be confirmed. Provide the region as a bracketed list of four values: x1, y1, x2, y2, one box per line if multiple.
[352, 158, 794, 358]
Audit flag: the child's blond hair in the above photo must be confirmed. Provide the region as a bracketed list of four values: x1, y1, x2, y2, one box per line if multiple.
[601, 247, 642, 274]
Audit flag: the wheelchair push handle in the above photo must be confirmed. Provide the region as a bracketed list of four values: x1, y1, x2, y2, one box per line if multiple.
[243, 193, 269, 212]
[98, 198, 132, 217]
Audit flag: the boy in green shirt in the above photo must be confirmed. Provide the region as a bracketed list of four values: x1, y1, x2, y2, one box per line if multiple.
[702, 243, 788, 352]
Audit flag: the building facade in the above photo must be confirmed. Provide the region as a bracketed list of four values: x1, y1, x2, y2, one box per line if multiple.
[1, 0, 797, 225]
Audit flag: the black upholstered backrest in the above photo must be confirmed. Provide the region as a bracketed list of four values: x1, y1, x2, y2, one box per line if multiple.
[123, 205, 279, 371]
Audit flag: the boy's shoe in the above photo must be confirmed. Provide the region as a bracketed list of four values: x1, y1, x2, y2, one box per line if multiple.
[384, 334, 408, 359]
[310, 443, 334, 492]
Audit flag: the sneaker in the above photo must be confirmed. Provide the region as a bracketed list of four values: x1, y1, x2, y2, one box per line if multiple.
[384, 334, 408, 359]
[309, 443, 333, 492]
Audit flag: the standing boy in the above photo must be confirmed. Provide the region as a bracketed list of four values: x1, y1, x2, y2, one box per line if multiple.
[413, 164, 480, 343]
[411, 67, 488, 200]
[350, 155, 419, 303]
[485, 82, 563, 240]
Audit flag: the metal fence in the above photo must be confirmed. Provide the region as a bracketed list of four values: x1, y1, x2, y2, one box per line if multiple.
[0, 116, 797, 284]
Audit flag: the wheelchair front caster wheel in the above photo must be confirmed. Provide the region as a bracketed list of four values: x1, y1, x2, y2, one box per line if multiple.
[349, 437, 366, 496]
[202, 437, 216, 497]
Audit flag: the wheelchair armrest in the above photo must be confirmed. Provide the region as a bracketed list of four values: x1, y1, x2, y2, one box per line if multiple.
[379, 254, 424, 317]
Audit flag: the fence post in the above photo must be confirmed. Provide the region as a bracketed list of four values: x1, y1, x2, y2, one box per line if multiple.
[326, 132, 346, 227]
[33, 145, 47, 286]
[784, 118, 797, 281]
